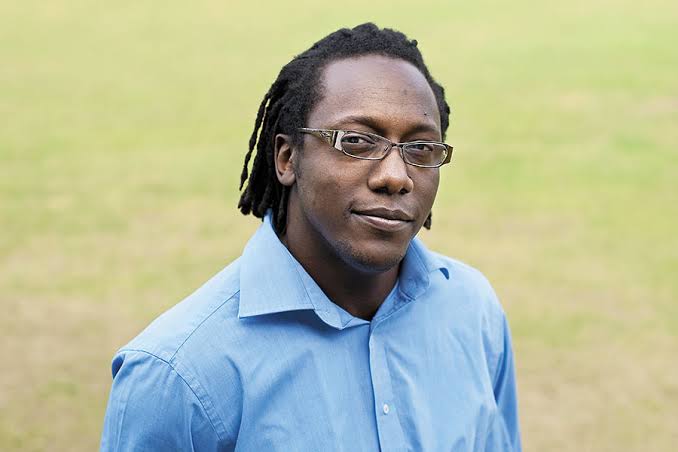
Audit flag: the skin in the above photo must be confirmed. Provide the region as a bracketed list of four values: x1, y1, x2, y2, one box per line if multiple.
[274, 54, 442, 320]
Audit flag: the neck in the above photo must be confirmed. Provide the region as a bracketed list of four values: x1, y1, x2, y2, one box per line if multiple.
[280, 224, 399, 321]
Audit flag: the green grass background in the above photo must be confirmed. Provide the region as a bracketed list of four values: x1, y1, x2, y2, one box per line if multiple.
[1, 0, 676, 450]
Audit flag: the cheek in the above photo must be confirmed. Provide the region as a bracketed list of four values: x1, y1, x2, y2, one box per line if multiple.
[296, 158, 360, 219]
[414, 171, 440, 210]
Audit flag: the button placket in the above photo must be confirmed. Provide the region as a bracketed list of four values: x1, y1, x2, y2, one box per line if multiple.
[368, 323, 407, 451]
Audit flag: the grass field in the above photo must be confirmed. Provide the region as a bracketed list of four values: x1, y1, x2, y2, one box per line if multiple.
[1, 1, 677, 450]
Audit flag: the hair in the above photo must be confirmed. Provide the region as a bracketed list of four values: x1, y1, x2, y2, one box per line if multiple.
[238, 22, 451, 233]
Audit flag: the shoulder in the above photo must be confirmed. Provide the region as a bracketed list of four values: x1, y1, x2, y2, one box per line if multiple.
[107, 258, 245, 445]
[120, 257, 243, 365]
[432, 252, 516, 383]
[424, 250, 510, 364]
[428, 250, 506, 318]
[102, 347, 229, 450]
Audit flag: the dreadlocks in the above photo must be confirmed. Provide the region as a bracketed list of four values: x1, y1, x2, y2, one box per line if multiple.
[238, 23, 451, 233]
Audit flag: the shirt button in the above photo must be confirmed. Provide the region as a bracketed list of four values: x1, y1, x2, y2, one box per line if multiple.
[383, 403, 390, 415]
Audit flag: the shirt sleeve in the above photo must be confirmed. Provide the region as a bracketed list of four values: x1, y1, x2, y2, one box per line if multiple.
[485, 315, 522, 452]
[100, 349, 223, 452]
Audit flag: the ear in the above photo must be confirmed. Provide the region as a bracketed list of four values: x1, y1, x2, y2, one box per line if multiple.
[274, 133, 297, 187]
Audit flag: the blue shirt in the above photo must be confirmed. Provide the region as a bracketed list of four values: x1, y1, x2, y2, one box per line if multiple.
[101, 214, 521, 451]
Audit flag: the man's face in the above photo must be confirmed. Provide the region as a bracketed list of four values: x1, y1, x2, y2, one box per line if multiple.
[284, 54, 442, 273]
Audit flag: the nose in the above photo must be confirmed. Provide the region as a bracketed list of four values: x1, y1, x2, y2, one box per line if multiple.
[366, 145, 414, 195]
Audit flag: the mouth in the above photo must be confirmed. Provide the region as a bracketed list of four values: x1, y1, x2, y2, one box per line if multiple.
[351, 207, 414, 232]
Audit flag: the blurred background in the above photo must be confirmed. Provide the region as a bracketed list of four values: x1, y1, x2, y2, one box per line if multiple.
[1, 0, 676, 450]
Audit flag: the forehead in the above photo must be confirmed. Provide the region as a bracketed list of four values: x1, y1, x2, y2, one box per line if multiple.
[307, 55, 441, 134]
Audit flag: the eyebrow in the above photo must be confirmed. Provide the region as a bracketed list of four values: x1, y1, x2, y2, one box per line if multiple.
[331, 114, 441, 138]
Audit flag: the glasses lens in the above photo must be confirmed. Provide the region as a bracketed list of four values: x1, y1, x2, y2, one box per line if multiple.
[339, 132, 383, 158]
[403, 143, 447, 167]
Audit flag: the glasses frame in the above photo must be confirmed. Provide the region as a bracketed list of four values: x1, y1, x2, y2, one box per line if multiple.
[298, 128, 453, 168]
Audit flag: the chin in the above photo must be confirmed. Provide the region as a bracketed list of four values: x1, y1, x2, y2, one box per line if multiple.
[335, 238, 408, 274]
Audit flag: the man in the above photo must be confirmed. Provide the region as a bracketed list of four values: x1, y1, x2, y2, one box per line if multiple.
[101, 23, 521, 451]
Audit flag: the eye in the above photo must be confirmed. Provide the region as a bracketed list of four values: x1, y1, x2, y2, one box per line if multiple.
[342, 133, 375, 145]
[408, 142, 434, 152]
[340, 132, 378, 156]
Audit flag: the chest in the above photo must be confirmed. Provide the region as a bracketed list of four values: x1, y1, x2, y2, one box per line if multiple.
[233, 308, 499, 452]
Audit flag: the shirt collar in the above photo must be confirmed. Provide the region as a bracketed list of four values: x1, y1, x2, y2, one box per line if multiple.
[238, 214, 315, 318]
[238, 212, 449, 322]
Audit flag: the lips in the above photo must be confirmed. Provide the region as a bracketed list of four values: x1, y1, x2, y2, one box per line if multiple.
[351, 207, 414, 232]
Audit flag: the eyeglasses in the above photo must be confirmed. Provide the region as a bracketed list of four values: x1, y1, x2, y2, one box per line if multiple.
[298, 128, 453, 168]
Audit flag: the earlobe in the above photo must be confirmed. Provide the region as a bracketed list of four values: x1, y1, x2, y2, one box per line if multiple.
[274, 134, 297, 187]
